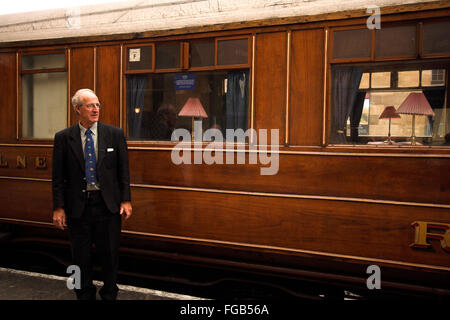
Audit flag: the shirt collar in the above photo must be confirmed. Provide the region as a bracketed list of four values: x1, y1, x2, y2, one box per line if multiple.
[79, 122, 98, 136]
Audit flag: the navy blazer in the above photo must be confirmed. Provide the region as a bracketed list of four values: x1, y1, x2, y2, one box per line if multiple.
[52, 122, 131, 218]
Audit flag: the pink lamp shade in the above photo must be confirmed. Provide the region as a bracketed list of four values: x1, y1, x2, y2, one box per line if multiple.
[396, 92, 435, 116]
[178, 97, 208, 118]
[379, 106, 401, 119]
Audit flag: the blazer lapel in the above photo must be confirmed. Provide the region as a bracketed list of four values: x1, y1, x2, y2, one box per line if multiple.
[68, 125, 85, 173]
[97, 122, 107, 170]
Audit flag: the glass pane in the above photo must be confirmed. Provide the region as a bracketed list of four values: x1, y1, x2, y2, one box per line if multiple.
[359, 73, 370, 89]
[371, 72, 391, 88]
[332, 29, 371, 59]
[422, 69, 446, 87]
[330, 63, 449, 146]
[375, 25, 416, 58]
[217, 38, 248, 65]
[156, 43, 180, 69]
[398, 70, 419, 87]
[367, 91, 428, 137]
[22, 53, 65, 70]
[22, 72, 67, 139]
[423, 21, 450, 55]
[127, 70, 249, 141]
[127, 46, 153, 71]
[190, 39, 214, 68]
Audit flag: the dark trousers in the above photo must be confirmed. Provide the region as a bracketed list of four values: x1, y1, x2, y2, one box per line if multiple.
[68, 191, 122, 300]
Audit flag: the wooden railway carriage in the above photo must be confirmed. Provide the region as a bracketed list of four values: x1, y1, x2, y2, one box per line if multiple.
[0, 0, 449, 298]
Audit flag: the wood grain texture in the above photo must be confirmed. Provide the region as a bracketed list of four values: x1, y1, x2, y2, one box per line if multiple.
[70, 47, 95, 126]
[123, 186, 450, 269]
[96, 45, 120, 127]
[254, 32, 286, 145]
[0, 53, 17, 142]
[127, 149, 450, 205]
[289, 28, 324, 146]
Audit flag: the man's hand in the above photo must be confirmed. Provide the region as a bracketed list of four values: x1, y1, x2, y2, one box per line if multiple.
[53, 208, 67, 230]
[120, 201, 132, 220]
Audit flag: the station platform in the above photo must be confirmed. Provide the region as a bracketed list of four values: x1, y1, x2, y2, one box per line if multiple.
[0, 267, 203, 300]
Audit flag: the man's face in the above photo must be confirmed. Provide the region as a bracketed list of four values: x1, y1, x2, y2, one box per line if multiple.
[76, 93, 100, 127]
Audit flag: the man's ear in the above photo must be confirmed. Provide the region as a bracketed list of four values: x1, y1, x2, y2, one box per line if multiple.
[75, 106, 80, 115]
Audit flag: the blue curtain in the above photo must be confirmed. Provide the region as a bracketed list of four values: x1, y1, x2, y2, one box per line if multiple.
[226, 70, 249, 131]
[331, 67, 363, 144]
[128, 75, 147, 139]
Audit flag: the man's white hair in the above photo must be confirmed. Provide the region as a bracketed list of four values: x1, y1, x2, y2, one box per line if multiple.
[71, 88, 97, 111]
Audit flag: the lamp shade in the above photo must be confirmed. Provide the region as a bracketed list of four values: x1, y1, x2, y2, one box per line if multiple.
[178, 97, 208, 118]
[379, 106, 401, 119]
[396, 92, 435, 116]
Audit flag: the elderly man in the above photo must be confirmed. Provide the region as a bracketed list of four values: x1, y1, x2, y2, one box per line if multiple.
[52, 88, 132, 300]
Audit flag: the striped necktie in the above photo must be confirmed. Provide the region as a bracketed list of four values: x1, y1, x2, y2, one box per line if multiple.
[85, 129, 98, 187]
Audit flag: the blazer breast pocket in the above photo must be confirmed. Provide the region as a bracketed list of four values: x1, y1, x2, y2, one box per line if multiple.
[104, 147, 117, 169]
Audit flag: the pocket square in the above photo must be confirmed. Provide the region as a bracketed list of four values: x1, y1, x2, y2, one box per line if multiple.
[107, 148, 114, 152]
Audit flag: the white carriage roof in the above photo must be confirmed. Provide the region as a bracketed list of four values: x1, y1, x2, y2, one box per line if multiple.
[0, 0, 445, 44]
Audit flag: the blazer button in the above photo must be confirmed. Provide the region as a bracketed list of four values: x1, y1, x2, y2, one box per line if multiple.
[82, 189, 86, 193]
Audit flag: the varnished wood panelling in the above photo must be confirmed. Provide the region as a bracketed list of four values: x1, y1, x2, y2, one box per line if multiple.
[70, 47, 95, 126]
[290, 29, 324, 146]
[124, 186, 449, 269]
[254, 32, 286, 144]
[0, 179, 52, 223]
[0, 53, 17, 142]
[128, 149, 450, 205]
[96, 45, 120, 127]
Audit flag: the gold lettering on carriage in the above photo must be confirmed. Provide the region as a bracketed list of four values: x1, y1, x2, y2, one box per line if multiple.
[0, 154, 48, 169]
[0, 154, 7, 168]
[410, 221, 450, 252]
[16, 155, 26, 168]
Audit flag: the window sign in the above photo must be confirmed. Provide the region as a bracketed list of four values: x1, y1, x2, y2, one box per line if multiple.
[129, 48, 141, 62]
[174, 73, 196, 90]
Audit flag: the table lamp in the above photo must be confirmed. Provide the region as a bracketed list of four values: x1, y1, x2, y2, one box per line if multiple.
[379, 106, 401, 144]
[396, 92, 434, 145]
[178, 97, 208, 141]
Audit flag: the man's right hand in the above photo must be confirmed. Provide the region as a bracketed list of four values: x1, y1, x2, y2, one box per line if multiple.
[53, 208, 67, 230]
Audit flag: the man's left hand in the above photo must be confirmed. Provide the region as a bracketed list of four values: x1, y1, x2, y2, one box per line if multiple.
[120, 201, 132, 220]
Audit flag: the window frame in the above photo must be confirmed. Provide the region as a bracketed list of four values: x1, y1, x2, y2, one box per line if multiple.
[330, 19, 450, 64]
[19, 49, 69, 142]
[123, 43, 155, 74]
[122, 35, 252, 142]
[328, 17, 450, 148]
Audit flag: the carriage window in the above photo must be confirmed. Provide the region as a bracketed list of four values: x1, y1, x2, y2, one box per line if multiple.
[156, 42, 180, 70]
[422, 21, 450, 55]
[126, 45, 154, 71]
[127, 70, 249, 141]
[125, 36, 251, 141]
[190, 39, 215, 68]
[332, 28, 372, 60]
[21, 53, 67, 139]
[217, 38, 249, 66]
[374, 25, 416, 58]
[330, 63, 449, 146]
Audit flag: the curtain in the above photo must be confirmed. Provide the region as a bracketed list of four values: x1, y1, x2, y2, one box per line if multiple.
[128, 75, 147, 139]
[331, 67, 363, 144]
[423, 88, 445, 137]
[226, 70, 249, 130]
[349, 91, 366, 143]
